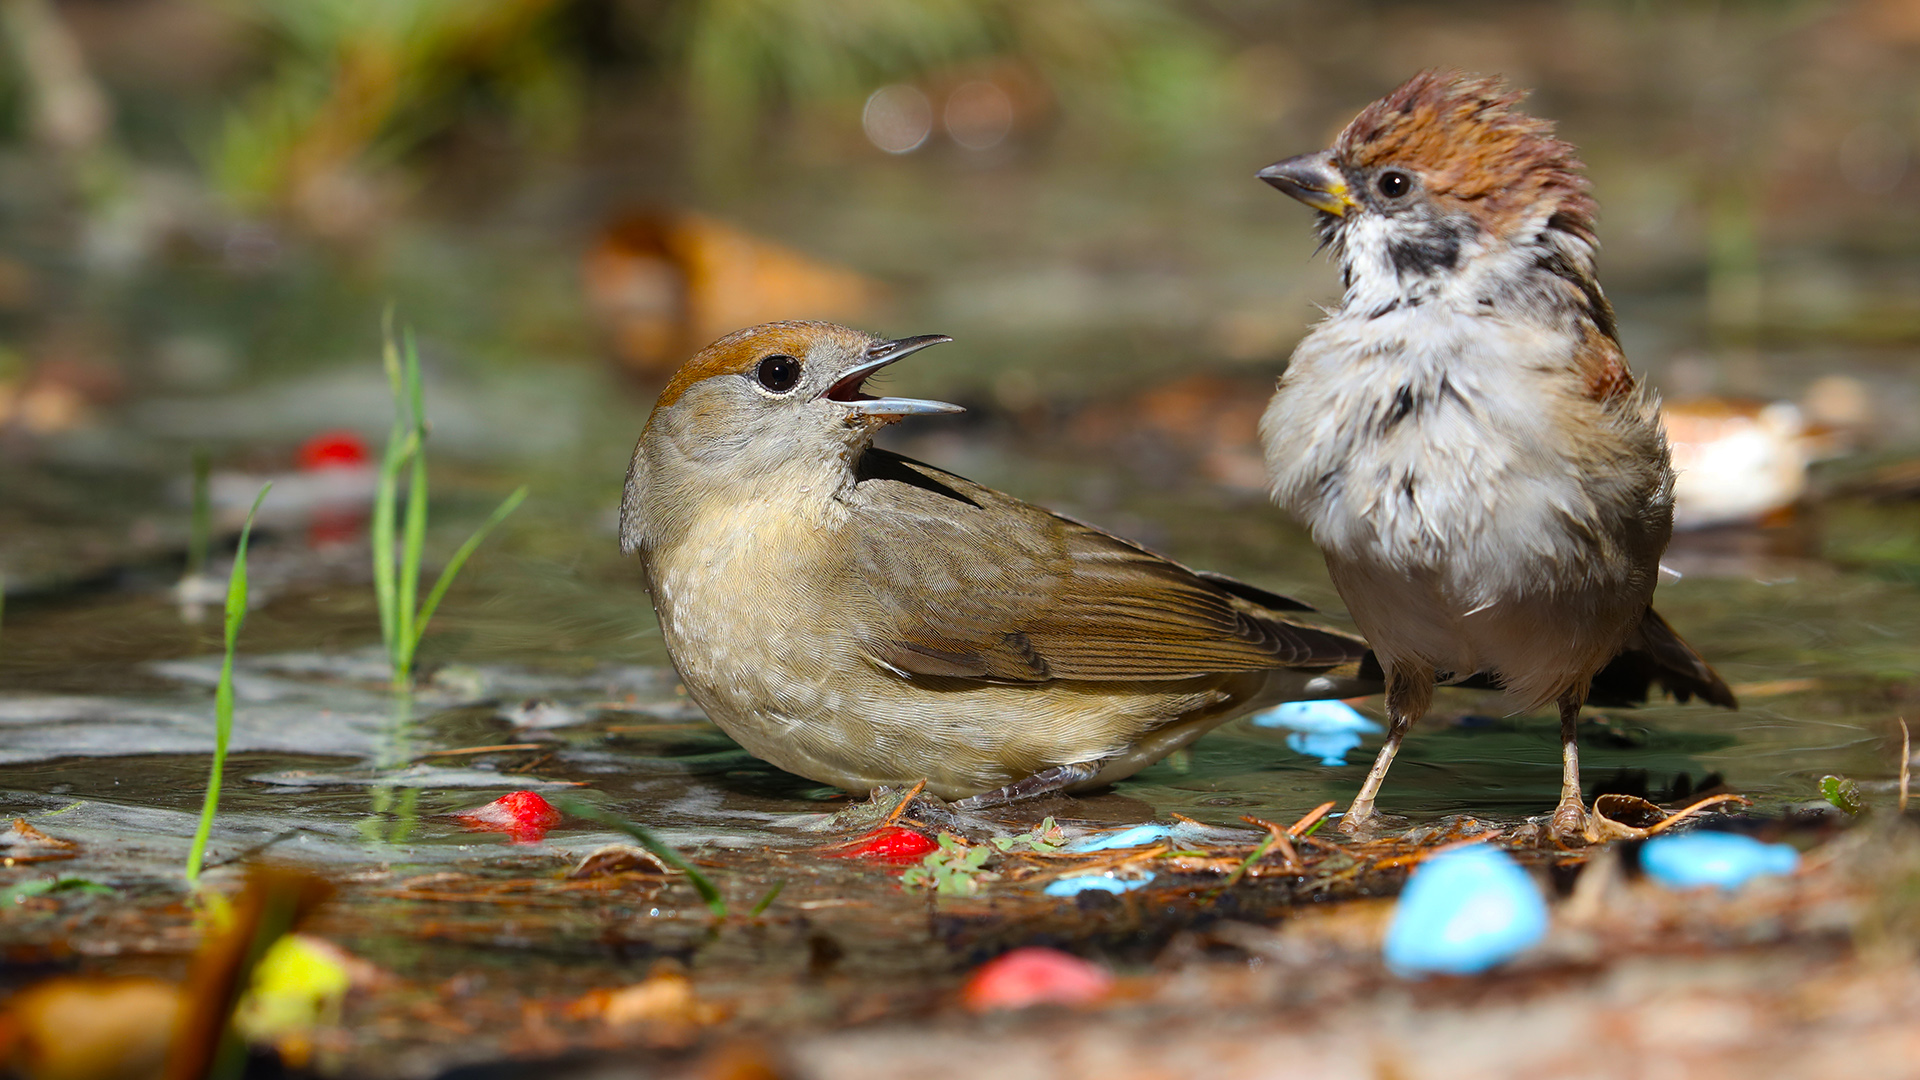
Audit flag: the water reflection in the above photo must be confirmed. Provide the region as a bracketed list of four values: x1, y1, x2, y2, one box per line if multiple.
[360, 694, 419, 846]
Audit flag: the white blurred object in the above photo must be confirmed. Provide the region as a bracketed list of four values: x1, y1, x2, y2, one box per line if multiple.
[205, 465, 377, 530]
[862, 85, 933, 154]
[1666, 399, 1812, 530]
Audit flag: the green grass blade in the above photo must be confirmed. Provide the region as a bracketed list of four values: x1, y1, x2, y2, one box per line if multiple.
[1213, 832, 1277, 896]
[186, 483, 270, 887]
[410, 486, 527, 655]
[554, 798, 727, 917]
[372, 322, 411, 671]
[371, 429, 416, 673]
[394, 330, 429, 687]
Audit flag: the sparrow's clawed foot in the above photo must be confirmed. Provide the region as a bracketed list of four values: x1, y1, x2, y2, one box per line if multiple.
[1549, 797, 1591, 847]
[1333, 803, 1409, 839]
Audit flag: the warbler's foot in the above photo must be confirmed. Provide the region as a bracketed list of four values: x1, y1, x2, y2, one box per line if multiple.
[1549, 797, 1590, 846]
[952, 762, 1101, 810]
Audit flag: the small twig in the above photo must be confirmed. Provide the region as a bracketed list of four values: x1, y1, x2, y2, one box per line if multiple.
[1239, 816, 1299, 867]
[1039, 844, 1169, 879]
[420, 743, 543, 758]
[1287, 801, 1337, 837]
[1900, 718, 1912, 814]
[1643, 793, 1751, 836]
[882, 780, 927, 827]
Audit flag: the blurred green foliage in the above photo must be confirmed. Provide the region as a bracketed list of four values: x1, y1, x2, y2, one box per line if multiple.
[672, 0, 1224, 159]
[201, 0, 1226, 219]
[209, 0, 578, 220]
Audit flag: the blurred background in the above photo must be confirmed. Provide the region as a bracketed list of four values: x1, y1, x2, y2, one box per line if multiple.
[2, 0, 1918, 695]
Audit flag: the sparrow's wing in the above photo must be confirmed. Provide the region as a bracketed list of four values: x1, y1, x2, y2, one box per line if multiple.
[1586, 607, 1738, 709]
[845, 449, 1365, 683]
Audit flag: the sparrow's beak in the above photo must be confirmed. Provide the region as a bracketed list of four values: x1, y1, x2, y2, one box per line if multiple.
[1258, 152, 1356, 218]
[822, 334, 964, 417]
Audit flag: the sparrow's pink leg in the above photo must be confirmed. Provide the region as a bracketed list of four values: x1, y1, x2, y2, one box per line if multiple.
[1341, 664, 1432, 832]
[1551, 689, 1590, 843]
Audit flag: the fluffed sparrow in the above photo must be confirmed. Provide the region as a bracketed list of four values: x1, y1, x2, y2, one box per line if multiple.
[1255, 71, 1736, 842]
[621, 321, 1379, 804]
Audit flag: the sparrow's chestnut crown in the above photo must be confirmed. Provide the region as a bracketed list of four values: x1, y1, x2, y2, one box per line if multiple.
[1261, 69, 1597, 246]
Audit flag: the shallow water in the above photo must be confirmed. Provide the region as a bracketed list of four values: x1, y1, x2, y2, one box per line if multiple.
[3, 425, 1914, 891]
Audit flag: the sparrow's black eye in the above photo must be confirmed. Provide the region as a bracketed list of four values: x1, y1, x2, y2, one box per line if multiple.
[755, 354, 801, 393]
[1377, 170, 1412, 199]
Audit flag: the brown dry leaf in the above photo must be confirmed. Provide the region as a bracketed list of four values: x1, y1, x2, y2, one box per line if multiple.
[568, 844, 674, 879]
[695, 1042, 792, 1080]
[584, 211, 880, 376]
[1585, 793, 1752, 843]
[1, 817, 80, 864]
[566, 971, 724, 1029]
[5, 819, 77, 846]
[0, 977, 183, 1080]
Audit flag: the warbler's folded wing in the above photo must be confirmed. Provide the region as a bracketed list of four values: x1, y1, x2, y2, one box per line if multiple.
[846, 450, 1365, 683]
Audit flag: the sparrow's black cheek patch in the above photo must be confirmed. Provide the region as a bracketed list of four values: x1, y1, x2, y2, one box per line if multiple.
[1387, 232, 1462, 278]
[1385, 213, 1477, 280]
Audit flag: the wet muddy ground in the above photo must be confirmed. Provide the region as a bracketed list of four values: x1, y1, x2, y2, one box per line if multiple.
[4, 425, 1919, 1076]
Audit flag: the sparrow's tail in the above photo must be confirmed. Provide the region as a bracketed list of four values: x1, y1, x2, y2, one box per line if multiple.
[1585, 607, 1737, 709]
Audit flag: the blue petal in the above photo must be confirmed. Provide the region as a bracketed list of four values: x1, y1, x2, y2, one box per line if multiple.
[1248, 700, 1381, 734]
[1383, 845, 1548, 977]
[1640, 832, 1799, 891]
[1286, 729, 1366, 766]
[1062, 823, 1179, 853]
[1043, 872, 1156, 897]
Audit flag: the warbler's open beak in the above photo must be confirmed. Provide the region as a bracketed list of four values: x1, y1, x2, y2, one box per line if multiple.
[822, 334, 964, 417]
[1257, 152, 1356, 218]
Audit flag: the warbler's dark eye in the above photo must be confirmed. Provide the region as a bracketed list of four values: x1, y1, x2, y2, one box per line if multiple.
[1377, 170, 1412, 199]
[755, 354, 801, 393]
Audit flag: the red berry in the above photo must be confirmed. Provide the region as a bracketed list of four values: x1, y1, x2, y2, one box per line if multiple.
[822, 825, 939, 864]
[962, 947, 1113, 1011]
[297, 430, 370, 470]
[455, 790, 563, 844]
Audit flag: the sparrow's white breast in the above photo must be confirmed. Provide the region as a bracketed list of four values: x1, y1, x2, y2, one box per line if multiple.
[1261, 305, 1657, 703]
